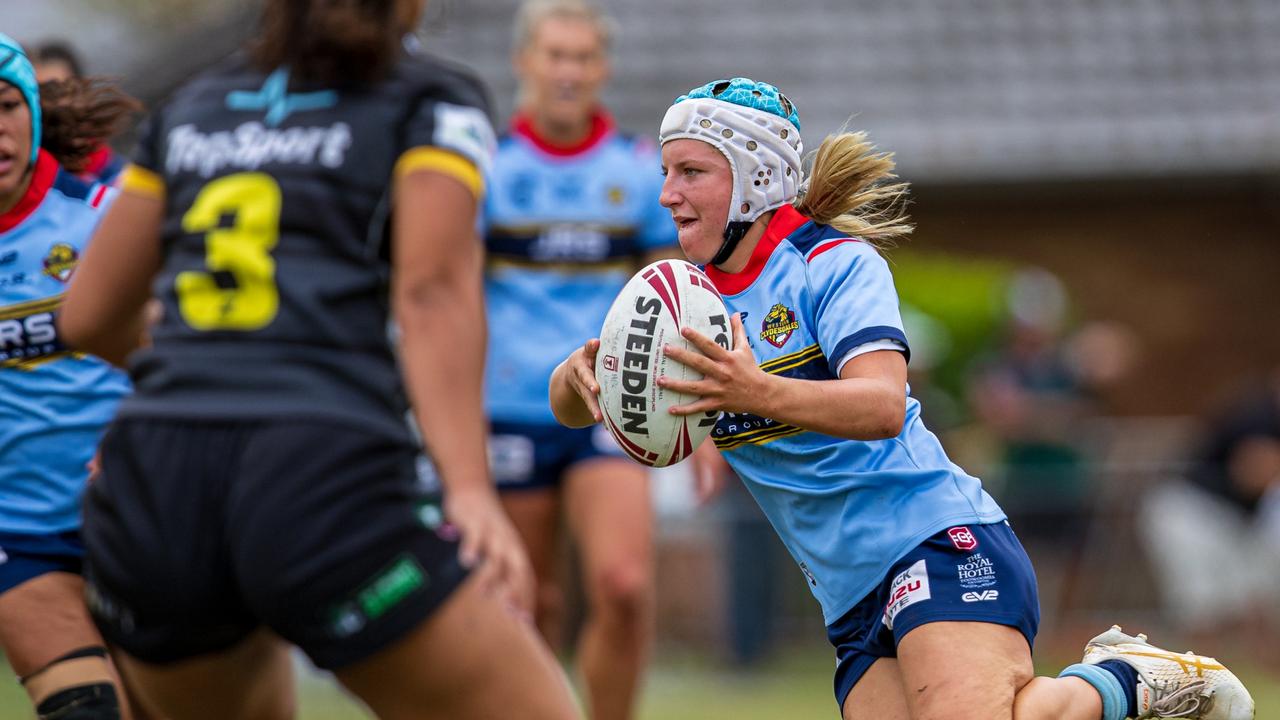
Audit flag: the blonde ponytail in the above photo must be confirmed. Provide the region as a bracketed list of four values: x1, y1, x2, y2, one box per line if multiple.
[794, 131, 913, 244]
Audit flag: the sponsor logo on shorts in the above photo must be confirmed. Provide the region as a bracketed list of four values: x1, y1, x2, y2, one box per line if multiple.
[962, 590, 1000, 603]
[883, 559, 930, 630]
[85, 582, 137, 634]
[0, 547, 7, 564]
[956, 553, 998, 589]
[948, 526, 978, 551]
[327, 554, 429, 638]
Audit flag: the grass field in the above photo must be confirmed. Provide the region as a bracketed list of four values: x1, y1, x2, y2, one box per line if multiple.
[3, 645, 1278, 719]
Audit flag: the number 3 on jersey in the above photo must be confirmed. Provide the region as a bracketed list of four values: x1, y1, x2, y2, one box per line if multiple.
[176, 173, 282, 331]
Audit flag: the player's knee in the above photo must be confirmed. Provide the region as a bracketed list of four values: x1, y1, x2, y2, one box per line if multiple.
[35, 682, 120, 720]
[589, 562, 652, 620]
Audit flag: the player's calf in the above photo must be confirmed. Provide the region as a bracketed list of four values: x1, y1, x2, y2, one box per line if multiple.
[21, 646, 122, 719]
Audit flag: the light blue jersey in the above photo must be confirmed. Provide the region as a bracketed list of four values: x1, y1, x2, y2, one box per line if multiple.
[484, 110, 676, 424]
[0, 150, 129, 535]
[705, 204, 1006, 624]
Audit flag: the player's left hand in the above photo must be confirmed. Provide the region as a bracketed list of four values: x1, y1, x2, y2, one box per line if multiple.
[660, 312, 769, 417]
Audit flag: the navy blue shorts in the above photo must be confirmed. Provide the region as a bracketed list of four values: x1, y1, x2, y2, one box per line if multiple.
[489, 420, 624, 491]
[828, 522, 1040, 710]
[0, 530, 84, 594]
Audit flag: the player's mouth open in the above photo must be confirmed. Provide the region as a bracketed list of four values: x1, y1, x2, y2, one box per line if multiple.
[674, 216, 698, 230]
[0, 151, 14, 176]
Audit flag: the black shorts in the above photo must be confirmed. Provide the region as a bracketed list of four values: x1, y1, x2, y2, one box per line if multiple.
[82, 418, 469, 670]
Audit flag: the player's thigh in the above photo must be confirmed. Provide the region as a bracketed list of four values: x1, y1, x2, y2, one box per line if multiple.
[113, 628, 295, 720]
[843, 658, 911, 720]
[335, 571, 579, 720]
[562, 456, 653, 604]
[895, 621, 1034, 720]
[500, 488, 561, 582]
[0, 571, 102, 676]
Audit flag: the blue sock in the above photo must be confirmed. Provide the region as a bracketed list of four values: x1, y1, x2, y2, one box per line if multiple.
[1096, 660, 1140, 719]
[1058, 663, 1131, 720]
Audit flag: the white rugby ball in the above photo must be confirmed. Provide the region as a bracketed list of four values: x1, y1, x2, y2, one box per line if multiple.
[595, 259, 730, 467]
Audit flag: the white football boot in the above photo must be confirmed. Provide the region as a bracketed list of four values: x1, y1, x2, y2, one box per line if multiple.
[1082, 625, 1255, 719]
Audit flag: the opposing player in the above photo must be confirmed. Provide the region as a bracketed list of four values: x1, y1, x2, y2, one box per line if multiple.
[550, 77, 1255, 720]
[483, 2, 676, 717]
[0, 33, 142, 720]
[58, 2, 580, 718]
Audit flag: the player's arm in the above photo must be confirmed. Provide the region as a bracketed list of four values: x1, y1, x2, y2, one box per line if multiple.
[549, 338, 604, 428]
[392, 152, 534, 612]
[59, 167, 164, 365]
[661, 313, 907, 440]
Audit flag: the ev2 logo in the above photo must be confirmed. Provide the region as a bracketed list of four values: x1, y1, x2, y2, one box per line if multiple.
[962, 590, 999, 603]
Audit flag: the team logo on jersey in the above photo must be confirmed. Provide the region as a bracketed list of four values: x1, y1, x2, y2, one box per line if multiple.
[759, 303, 799, 348]
[42, 243, 79, 283]
[606, 185, 626, 205]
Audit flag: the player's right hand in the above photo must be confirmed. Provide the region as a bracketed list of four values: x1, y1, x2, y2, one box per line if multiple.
[564, 338, 604, 423]
[445, 485, 535, 620]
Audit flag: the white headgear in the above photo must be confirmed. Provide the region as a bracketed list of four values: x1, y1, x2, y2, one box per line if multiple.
[659, 97, 803, 226]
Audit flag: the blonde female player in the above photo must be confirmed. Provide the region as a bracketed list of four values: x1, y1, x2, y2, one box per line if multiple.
[59, 1, 580, 718]
[550, 77, 1255, 720]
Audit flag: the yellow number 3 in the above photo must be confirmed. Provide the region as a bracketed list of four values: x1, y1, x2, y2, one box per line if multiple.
[176, 173, 282, 331]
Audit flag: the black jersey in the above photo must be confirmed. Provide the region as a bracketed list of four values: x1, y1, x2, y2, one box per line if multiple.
[116, 52, 494, 438]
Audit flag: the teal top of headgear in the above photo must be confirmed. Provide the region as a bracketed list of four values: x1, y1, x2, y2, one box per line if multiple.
[0, 32, 42, 167]
[674, 77, 800, 131]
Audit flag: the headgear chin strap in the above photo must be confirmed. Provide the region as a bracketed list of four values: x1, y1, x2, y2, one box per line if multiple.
[659, 78, 803, 266]
[0, 33, 42, 168]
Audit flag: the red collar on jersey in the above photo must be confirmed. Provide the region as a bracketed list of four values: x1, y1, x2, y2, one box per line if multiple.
[511, 107, 614, 157]
[704, 203, 810, 296]
[81, 144, 113, 178]
[0, 149, 58, 234]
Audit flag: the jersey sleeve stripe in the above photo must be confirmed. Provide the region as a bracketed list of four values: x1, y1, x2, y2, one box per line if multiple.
[805, 238, 860, 263]
[394, 147, 484, 198]
[828, 326, 910, 375]
[119, 164, 165, 199]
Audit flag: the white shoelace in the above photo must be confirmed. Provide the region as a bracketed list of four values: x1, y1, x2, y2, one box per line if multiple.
[1149, 678, 1208, 717]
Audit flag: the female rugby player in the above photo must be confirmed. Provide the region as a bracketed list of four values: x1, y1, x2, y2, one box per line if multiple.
[0, 33, 142, 720]
[483, 3, 679, 717]
[550, 77, 1255, 720]
[59, 2, 580, 719]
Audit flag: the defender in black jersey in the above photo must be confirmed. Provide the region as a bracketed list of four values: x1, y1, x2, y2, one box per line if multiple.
[59, 2, 580, 719]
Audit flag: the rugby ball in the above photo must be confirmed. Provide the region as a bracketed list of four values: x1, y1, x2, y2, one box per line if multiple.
[595, 259, 729, 467]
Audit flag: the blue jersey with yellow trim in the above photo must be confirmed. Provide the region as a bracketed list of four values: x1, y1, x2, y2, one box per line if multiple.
[0, 150, 129, 534]
[704, 204, 1006, 625]
[483, 111, 676, 423]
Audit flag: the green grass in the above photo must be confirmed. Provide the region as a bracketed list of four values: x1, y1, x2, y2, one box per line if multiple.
[2, 646, 1277, 719]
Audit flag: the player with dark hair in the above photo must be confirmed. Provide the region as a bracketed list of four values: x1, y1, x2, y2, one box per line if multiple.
[29, 40, 85, 82]
[28, 39, 126, 186]
[551, 77, 1255, 720]
[1, 32, 141, 720]
[58, 2, 580, 718]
